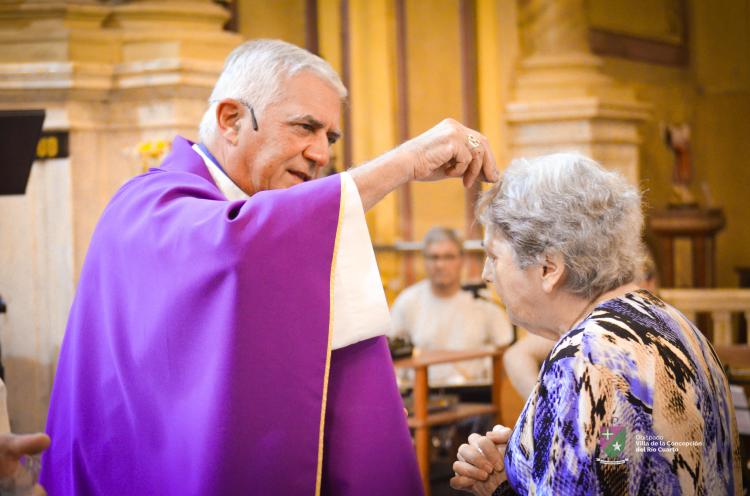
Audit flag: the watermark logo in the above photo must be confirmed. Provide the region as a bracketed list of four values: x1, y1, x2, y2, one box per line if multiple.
[634, 434, 703, 453]
[597, 419, 628, 465]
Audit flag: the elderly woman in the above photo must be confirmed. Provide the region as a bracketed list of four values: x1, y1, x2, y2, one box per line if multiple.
[451, 154, 740, 495]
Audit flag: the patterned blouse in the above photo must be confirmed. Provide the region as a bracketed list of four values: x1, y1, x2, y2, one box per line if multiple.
[502, 290, 741, 495]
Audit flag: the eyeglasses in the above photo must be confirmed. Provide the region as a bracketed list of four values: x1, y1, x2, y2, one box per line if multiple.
[424, 254, 461, 262]
[210, 98, 259, 131]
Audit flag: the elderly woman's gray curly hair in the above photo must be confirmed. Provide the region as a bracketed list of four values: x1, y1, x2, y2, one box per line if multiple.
[477, 153, 645, 300]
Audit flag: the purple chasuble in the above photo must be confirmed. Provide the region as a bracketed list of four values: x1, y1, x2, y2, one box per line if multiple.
[41, 137, 423, 495]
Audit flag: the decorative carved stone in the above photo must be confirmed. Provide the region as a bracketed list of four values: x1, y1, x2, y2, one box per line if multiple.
[508, 0, 649, 184]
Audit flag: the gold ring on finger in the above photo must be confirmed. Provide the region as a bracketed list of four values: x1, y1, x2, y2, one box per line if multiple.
[467, 134, 481, 150]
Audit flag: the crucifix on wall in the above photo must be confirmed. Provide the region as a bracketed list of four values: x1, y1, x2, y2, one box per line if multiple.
[650, 122, 725, 289]
[663, 122, 697, 207]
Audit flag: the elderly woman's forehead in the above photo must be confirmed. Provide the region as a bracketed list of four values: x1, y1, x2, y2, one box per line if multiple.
[483, 227, 506, 245]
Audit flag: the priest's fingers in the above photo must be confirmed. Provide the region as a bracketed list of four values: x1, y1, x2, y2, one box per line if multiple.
[476, 133, 499, 184]
[463, 132, 495, 187]
[457, 440, 494, 474]
[462, 142, 484, 188]
[468, 433, 503, 472]
[444, 143, 473, 180]
[404, 119, 499, 183]
[32, 484, 47, 496]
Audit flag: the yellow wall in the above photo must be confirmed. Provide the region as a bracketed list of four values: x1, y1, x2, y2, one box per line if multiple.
[691, 0, 750, 286]
[238, 0, 306, 46]
[407, 0, 466, 240]
[477, 0, 518, 170]
[595, 0, 750, 286]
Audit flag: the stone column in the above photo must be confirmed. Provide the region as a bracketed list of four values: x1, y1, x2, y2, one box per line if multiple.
[76, 0, 240, 277]
[0, 0, 239, 432]
[507, 0, 648, 184]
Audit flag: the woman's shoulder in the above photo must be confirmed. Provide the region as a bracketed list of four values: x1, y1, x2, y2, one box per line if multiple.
[545, 302, 658, 375]
[578, 290, 673, 348]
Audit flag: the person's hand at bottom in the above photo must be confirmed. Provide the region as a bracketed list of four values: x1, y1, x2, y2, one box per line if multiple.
[450, 425, 512, 495]
[0, 432, 51, 496]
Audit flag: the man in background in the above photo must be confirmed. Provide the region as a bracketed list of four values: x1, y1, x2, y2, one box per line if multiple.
[389, 227, 513, 387]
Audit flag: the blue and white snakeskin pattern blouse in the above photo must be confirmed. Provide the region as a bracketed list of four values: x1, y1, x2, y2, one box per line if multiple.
[503, 290, 741, 495]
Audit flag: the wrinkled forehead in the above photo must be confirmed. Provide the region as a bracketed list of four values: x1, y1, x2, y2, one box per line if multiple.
[482, 225, 498, 244]
[272, 73, 342, 122]
[277, 70, 344, 103]
[482, 225, 510, 250]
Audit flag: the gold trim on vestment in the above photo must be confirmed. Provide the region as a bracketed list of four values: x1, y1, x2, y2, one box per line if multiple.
[315, 175, 346, 495]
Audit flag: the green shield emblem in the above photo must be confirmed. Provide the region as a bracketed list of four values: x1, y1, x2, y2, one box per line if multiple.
[601, 425, 626, 459]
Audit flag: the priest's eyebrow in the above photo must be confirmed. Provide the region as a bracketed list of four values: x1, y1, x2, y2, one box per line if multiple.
[290, 113, 342, 144]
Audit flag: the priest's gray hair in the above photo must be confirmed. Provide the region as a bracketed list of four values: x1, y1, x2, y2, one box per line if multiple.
[477, 153, 644, 300]
[199, 39, 347, 143]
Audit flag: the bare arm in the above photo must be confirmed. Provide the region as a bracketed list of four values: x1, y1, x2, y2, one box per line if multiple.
[349, 119, 499, 211]
[387, 292, 410, 340]
[503, 333, 555, 399]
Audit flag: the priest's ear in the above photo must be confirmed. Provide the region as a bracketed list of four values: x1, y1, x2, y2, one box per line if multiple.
[215, 99, 242, 145]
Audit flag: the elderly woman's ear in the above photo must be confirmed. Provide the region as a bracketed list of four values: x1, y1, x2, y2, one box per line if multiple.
[540, 251, 566, 294]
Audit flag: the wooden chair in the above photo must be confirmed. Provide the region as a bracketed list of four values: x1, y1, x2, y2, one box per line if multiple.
[712, 344, 750, 370]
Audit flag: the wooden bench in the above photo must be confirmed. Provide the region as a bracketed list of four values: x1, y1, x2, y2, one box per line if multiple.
[660, 288, 750, 345]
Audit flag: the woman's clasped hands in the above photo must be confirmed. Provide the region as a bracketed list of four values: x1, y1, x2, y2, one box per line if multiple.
[450, 424, 512, 496]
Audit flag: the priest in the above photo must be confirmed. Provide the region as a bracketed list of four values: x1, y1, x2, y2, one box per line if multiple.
[41, 39, 498, 495]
